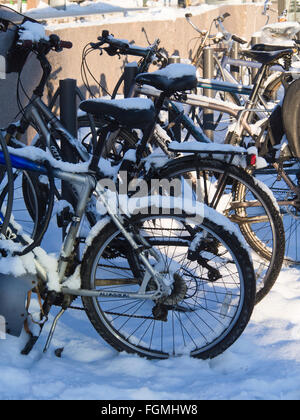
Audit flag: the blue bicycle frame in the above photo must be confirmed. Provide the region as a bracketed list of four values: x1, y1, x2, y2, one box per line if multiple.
[198, 78, 252, 96]
[0, 151, 48, 175]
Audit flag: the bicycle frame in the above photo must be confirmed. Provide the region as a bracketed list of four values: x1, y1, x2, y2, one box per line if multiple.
[0, 145, 172, 302]
[136, 77, 300, 205]
[136, 84, 254, 139]
[20, 95, 90, 163]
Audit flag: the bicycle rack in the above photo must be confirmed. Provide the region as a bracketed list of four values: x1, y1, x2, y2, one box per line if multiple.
[59, 79, 78, 235]
[203, 47, 215, 141]
[230, 41, 240, 81]
[124, 62, 139, 98]
[251, 35, 261, 81]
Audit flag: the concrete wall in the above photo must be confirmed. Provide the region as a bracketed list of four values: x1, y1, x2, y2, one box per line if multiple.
[0, 3, 276, 130]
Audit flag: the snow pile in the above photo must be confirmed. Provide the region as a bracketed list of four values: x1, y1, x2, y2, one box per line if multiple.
[0, 265, 299, 400]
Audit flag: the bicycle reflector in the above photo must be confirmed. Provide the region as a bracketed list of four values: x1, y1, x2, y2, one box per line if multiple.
[247, 154, 257, 167]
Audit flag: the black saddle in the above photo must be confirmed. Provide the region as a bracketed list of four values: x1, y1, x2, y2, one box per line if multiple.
[79, 97, 156, 129]
[135, 63, 197, 94]
[241, 45, 293, 65]
[251, 43, 294, 53]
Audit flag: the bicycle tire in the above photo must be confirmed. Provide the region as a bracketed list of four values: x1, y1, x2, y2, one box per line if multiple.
[5, 136, 52, 239]
[253, 164, 300, 266]
[77, 115, 143, 160]
[0, 133, 14, 236]
[156, 156, 285, 304]
[77, 117, 285, 299]
[81, 206, 256, 360]
[262, 71, 285, 103]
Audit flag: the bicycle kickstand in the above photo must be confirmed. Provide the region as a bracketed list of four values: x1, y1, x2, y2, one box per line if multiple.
[43, 308, 66, 355]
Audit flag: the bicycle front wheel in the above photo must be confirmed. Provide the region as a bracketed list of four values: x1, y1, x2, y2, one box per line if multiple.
[81, 206, 256, 360]
[0, 168, 42, 239]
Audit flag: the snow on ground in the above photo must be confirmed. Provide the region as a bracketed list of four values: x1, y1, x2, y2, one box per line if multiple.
[0, 265, 300, 400]
[1, 0, 300, 402]
[0, 186, 299, 401]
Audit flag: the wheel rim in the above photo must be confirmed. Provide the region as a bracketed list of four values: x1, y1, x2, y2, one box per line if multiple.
[87, 215, 246, 358]
[158, 164, 280, 294]
[0, 168, 39, 239]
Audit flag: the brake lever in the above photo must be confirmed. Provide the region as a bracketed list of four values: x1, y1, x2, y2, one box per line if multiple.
[103, 45, 119, 56]
[90, 41, 104, 49]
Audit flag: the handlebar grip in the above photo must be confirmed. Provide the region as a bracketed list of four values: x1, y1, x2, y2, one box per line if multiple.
[232, 35, 247, 45]
[102, 30, 109, 38]
[18, 40, 33, 48]
[185, 13, 192, 18]
[222, 12, 231, 20]
[60, 41, 72, 49]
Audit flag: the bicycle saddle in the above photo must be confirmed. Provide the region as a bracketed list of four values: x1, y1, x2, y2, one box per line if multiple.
[79, 97, 156, 129]
[251, 43, 294, 52]
[241, 47, 293, 65]
[135, 63, 197, 94]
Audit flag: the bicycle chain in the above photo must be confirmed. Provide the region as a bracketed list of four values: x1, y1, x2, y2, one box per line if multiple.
[69, 305, 156, 320]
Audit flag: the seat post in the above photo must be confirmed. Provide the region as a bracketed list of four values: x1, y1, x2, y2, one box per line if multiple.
[136, 91, 168, 163]
[88, 124, 112, 172]
[154, 91, 168, 118]
[248, 63, 268, 105]
[227, 63, 269, 144]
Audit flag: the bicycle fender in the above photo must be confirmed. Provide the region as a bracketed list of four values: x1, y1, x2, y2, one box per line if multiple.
[0, 273, 37, 337]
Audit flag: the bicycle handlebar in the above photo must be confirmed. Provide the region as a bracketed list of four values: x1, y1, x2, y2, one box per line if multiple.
[215, 12, 230, 23]
[185, 13, 208, 35]
[92, 29, 165, 64]
[95, 30, 154, 57]
[185, 12, 231, 37]
[17, 34, 73, 52]
[186, 12, 247, 46]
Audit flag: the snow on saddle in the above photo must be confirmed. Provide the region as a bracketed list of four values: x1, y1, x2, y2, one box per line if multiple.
[79, 97, 156, 129]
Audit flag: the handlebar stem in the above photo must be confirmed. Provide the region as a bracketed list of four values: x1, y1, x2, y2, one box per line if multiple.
[33, 53, 52, 97]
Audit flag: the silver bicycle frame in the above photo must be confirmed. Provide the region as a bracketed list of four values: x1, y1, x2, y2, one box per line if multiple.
[17, 94, 173, 301]
[136, 84, 255, 137]
[24, 95, 90, 162]
[33, 165, 171, 300]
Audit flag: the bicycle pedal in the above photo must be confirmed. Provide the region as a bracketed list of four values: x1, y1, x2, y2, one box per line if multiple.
[54, 347, 64, 358]
[21, 335, 39, 355]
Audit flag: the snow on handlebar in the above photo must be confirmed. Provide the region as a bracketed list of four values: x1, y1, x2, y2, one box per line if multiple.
[17, 38, 72, 50]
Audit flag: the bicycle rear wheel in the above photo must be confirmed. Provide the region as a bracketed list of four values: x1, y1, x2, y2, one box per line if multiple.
[77, 115, 139, 161]
[81, 206, 256, 360]
[254, 162, 300, 265]
[157, 157, 285, 304]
